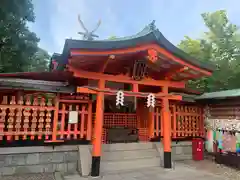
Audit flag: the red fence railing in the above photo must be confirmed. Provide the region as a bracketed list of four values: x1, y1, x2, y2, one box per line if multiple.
[0, 94, 55, 141]
[153, 104, 204, 138]
[0, 93, 93, 143]
[0, 92, 204, 145]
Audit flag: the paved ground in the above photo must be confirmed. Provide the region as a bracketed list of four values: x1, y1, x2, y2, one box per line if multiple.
[0, 173, 55, 180]
[182, 160, 240, 180]
[64, 160, 233, 180]
[1, 160, 240, 180]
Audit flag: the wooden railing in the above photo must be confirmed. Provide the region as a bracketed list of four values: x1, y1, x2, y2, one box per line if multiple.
[56, 98, 92, 141]
[0, 94, 55, 141]
[175, 104, 204, 137]
[0, 93, 204, 146]
[153, 104, 204, 139]
[0, 93, 93, 145]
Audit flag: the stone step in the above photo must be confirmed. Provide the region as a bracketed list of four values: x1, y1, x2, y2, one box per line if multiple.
[102, 148, 159, 161]
[102, 142, 154, 152]
[101, 156, 161, 173]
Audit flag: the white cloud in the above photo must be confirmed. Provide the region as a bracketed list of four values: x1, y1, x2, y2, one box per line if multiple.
[47, 0, 124, 53]
[48, 0, 89, 52]
[35, 0, 240, 53]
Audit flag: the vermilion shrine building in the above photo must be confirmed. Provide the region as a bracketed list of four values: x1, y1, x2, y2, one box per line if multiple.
[0, 22, 214, 177]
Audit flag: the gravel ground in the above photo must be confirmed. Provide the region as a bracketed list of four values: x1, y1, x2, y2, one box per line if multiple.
[0, 173, 55, 180]
[181, 159, 240, 180]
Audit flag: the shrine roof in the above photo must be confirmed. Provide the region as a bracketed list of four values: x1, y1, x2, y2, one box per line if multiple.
[0, 71, 73, 82]
[195, 88, 240, 100]
[58, 21, 215, 72]
[0, 78, 75, 93]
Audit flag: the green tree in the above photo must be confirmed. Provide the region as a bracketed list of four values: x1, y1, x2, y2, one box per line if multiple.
[108, 36, 117, 40]
[25, 48, 50, 72]
[179, 37, 213, 91]
[0, 0, 48, 73]
[179, 10, 240, 92]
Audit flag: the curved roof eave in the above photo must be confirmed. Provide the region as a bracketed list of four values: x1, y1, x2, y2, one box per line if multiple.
[152, 29, 215, 72]
[60, 22, 215, 72]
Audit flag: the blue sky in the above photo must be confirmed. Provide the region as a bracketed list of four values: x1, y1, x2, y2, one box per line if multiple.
[31, 0, 240, 54]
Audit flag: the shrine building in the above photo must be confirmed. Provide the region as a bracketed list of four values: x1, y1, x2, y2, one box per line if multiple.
[0, 22, 214, 177]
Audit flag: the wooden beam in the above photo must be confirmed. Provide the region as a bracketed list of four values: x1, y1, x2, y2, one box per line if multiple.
[77, 87, 97, 94]
[77, 86, 182, 100]
[68, 65, 185, 88]
[70, 44, 212, 76]
[165, 66, 189, 80]
[179, 73, 203, 81]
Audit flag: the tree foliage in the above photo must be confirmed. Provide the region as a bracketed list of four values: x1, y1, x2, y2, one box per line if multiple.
[108, 36, 117, 40]
[0, 0, 49, 73]
[179, 10, 240, 92]
[25, 48, 50, 72]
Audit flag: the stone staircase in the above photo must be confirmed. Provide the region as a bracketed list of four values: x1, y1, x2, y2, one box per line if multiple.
[101, 142, 161, 174]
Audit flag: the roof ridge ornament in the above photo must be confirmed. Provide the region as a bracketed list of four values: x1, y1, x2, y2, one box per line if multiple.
[77, 14, 101, 41]
[149, 20, 156, 31]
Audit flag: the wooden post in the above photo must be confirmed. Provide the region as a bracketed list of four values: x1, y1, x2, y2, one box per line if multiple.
[87, 102, 93, 140]
[148, 111, 154, 139]
[91, 79, 105, 177]
[162, 86, 172, 168]
[132, 83, 138, 112]
[52, 93, 60, 142]
[173, 104, 177, 138]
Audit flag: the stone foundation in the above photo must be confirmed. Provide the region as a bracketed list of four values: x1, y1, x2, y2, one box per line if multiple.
[171, 141, 192, 161]
[154, 141, 192, 163]
[0, 142, 193, 176]
[0, 146, 79, 176]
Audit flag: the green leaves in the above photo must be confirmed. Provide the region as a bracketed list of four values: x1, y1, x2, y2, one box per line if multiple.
[27, 48, 50, 72]
[108, 36, 117, 40]
[179, 10, 240, 92]
[0, 0, 49, 73]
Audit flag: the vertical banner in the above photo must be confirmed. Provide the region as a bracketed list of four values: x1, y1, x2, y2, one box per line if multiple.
[206, 129, 213, 152]
[231, 134, 237, 152]
[217, 131, 223, 150]
[222, 132, 231, 152]
[236, 133, 240, 153]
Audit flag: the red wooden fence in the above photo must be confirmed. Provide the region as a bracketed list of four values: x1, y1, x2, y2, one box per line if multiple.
[153, 103, 204, 138]
[0, 92, 204, 145]
[0, 94, 55, 141]
[0, 93, 93, 143]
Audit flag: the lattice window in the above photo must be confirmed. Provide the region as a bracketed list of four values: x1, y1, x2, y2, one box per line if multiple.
[92, 113, 137, 143]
